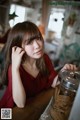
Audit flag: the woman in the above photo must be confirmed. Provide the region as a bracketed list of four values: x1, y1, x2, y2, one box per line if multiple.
[0, 21, 77, 108]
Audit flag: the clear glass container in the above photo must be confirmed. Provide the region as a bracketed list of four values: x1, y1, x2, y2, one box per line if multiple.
[50, 70, 80, 120]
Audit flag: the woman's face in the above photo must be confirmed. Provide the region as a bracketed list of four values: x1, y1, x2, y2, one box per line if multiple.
[22, 36, 44, 59]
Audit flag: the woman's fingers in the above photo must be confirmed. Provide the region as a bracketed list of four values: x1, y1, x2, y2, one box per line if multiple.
[70, 64, 77, 70]
[12, 46, 17, 52]
[12, 47, 25, 69]
[12, 46, 25, 54]
[20, 50, 25, 56]
[62, 64, 77, 71]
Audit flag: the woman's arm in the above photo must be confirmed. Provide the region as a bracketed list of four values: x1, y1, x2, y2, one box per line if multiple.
[12, 46, 26, 108]
[12, 68, 26, 108]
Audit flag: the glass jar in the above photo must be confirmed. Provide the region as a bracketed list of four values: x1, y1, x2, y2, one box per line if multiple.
[50, 70, 80, 120]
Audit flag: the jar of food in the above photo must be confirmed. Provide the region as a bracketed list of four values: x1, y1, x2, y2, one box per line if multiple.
[50, 70, 80, 120]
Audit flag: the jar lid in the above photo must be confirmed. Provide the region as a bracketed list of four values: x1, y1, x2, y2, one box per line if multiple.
[59, 70, 80, 92]
[61, 76, 78, 92]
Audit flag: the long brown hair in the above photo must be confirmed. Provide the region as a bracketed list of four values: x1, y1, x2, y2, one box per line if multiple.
[1, 21, 49, 85]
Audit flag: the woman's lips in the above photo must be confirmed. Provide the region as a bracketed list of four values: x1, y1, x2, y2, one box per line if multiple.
[34, 50, 42, 54]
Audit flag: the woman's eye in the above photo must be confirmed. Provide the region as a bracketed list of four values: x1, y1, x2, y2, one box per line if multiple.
[25, 41, 28, 45]
[28, 40, 34, 45]
[30, 41, 34, 44]
[25, 37, 41, 45]
[25, 40, 33, 45]
[36, 37, 41, 41]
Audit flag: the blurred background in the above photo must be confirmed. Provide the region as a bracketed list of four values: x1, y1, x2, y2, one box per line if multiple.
[0, 0, 80, 71]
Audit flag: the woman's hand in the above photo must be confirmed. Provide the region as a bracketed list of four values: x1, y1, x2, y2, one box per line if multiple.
[61, 64, 77, 71]
[52, 64, 77, 88]
[12, 46, 25, 70]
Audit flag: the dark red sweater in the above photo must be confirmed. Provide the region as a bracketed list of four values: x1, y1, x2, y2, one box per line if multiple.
[0, 54, 57, 108]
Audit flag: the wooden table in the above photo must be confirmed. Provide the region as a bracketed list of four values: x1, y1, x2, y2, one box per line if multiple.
[12, 88, 54, 120]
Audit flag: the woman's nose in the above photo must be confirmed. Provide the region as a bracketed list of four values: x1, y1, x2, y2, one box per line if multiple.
[33, 40, 39, 48]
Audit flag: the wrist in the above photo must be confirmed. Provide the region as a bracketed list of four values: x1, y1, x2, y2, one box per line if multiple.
[12, 65, 20, 71]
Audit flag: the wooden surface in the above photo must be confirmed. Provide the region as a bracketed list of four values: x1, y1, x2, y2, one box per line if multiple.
[12, 88, 54, 120]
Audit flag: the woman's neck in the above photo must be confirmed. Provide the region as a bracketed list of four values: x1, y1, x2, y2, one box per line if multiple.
[23, 57, 36, 69]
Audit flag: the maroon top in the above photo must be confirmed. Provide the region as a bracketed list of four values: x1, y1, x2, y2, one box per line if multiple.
[0, 54, 57, 108]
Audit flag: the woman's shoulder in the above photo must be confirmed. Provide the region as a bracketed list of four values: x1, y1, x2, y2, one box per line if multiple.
[44, 53, 49, 58]
[43, 53, 51, 62]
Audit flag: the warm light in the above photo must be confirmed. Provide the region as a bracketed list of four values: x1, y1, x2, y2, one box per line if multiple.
[38, 24, 45, 38]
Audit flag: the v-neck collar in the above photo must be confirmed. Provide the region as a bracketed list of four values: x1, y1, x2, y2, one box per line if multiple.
[21, 65, 40, 79]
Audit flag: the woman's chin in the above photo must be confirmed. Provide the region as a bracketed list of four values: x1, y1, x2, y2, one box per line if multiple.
[35, 52, 44, 59]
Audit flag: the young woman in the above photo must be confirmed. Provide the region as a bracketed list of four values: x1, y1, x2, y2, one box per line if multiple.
[0, 21, 77, 108]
